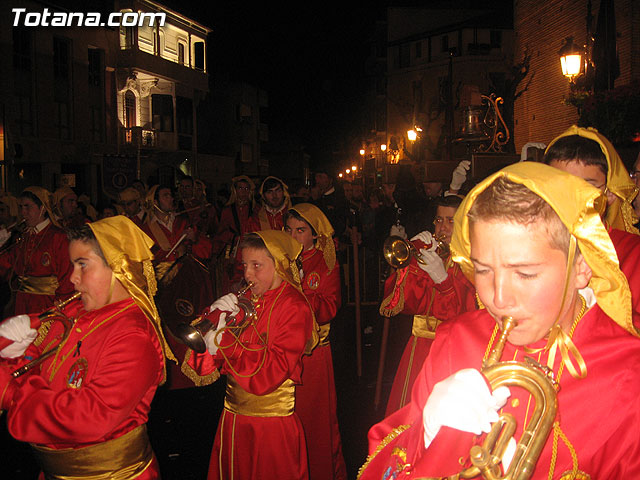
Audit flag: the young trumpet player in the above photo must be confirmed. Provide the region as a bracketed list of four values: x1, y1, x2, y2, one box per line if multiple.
[359, 162, 640, 479]
[284, 203, 348, 480]
[0, 216, 176, 479]
[380, 194, 476, 415]
[182, 230, 316, 480]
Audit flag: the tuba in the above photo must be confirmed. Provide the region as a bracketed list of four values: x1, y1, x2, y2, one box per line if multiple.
[459, 317, 558, 480]
[382, 234, 450, 269]
[173, 281, 256, 354]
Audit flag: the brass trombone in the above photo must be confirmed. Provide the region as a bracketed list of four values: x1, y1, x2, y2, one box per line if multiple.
[173, 281, 256, 353]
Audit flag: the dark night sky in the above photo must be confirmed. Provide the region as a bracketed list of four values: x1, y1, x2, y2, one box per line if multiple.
[167, 3, 385, 167]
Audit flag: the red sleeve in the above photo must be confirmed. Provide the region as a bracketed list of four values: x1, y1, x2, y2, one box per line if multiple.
[216, 288, 312, 396]
[5, 319, 162, 446]
[51, 231, 74, 298]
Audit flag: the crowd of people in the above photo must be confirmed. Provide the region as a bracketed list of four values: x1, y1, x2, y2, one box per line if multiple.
[0, 124, 638, 480]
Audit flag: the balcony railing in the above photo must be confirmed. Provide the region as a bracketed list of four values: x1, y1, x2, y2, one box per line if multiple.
[120, 126, 156, 147]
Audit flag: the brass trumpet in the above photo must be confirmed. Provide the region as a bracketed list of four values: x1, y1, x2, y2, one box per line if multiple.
[174, 281, 256, 353]
[459, 317, 558, 480]
[9, 291, 82, 378]
[382, 234, 450, 269]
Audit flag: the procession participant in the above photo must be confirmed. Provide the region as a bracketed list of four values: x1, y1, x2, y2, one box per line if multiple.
[142, 185, 212, 266]
[379, 194, 476, 416]
[142, 184, 213, 389]
[182, 230, 316, 480]
[52, 186, 86, 228]
[77, 194, 98, 222]
[248, 176, 292, 231]
[359, 162, 640, 479]
[285, 203, 348, 480]
[543, 125, 639, 234]
[119, 186, 146, 227]
[0, 216, 176, 480]
[213, 176, 256, 294]
[0, 187, 74, 316]
[543, 126, 640, 326]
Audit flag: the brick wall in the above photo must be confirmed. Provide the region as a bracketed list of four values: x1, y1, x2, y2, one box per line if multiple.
[513, 0, 638, 152]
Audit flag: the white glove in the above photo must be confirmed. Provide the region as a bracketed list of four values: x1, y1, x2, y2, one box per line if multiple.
[390, 224, 407, 239]
[0, 314, 37, 359]
[450, 160, 471, 191]
[0, 228, 10, 248]
[423, 368, 510, 449]
[208, 293, 240, 316]
[411, 230, 434, 247]
[418, 248, 448, 284]
[203, 313, 226, 355]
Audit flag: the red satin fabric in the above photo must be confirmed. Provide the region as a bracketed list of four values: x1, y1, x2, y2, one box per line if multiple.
[143, 214, 212, 264]
[247, 206, 286, 232]
[609, 228, 640, 328]
[2, 298, 164, 479]
[187, 282, 313, 480]
[0, 222, 74, 315]
[382, 255, 476, 416]
[362, 307, 640, 479]
[296, 247, 347, 480]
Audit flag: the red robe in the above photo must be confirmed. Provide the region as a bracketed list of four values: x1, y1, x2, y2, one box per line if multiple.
[1, 297, 165, 479]
[143, 214, 213, 389]
[608, 228, 640, 328]
[213, 204, 253, 294]
[247, 204, 287, 232]
[296, 247, 347, 480]
[185, 282, 314, 480]
[143, 214, 212, 264]
[361, 306, 640, 479]
[380, 250, 476, 416]
[0, 221, 74, 315]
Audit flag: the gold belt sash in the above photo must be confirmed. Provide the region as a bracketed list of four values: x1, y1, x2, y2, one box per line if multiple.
[224, 376, 295, 417]
[30, 424, 154, 480]
[17, 275, 59, 295]
[318, 322, 331, 346]
[411, 314, 441, 340]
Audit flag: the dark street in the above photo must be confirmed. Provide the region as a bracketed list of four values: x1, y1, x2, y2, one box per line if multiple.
[1, 303, 413, 480]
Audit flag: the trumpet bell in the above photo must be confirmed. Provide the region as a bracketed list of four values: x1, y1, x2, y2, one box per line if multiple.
[173, 322, 208, 354]
[382, 235, 413, 269]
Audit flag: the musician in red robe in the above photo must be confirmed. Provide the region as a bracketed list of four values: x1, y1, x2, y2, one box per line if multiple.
[213, 176, 256, 294]
[0, 187, 74, 316]
[380, 195, 476, 416]
[142, 185, 213, 389]
[359, 162, 640, 479]
[247, 176, 292, 232]
[118, 186, 147, 228]
[0, 216, 176, 479]
[284, 203, 347, 480]
[183, 230, 316, 480]
[543, 126, 640, 328]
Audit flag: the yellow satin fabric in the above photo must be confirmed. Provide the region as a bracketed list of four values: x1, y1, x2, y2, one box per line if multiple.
[318, 322, 331, 345]
[224, 376, 295, 417]
[17, 275, 59, 295]
[411, 314, 441, 340]
[451, 161, 636, 337]
[30, 424, 153, 480]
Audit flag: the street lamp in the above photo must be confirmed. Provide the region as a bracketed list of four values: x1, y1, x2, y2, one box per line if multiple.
[407, 129, 417, 142]
[380, 144, 387, 152]
[559, 36, 584, 81]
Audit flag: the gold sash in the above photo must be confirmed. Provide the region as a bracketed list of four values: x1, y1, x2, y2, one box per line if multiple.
[30, 424, 154, 480]
[224, 376, 295, 417]
[318, 322, 331, 346]
[17, 275, 59, 295]
[411, 314, 441, 340]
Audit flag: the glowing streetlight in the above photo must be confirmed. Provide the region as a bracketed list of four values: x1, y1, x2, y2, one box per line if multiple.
[351, 165, 357, 171]
[558, 36, 583, 81]
[346, 169, 351, 174]
[359, 148, 365, 156]
[380, 144, 387, 152]
[407, 129, 417, 142]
